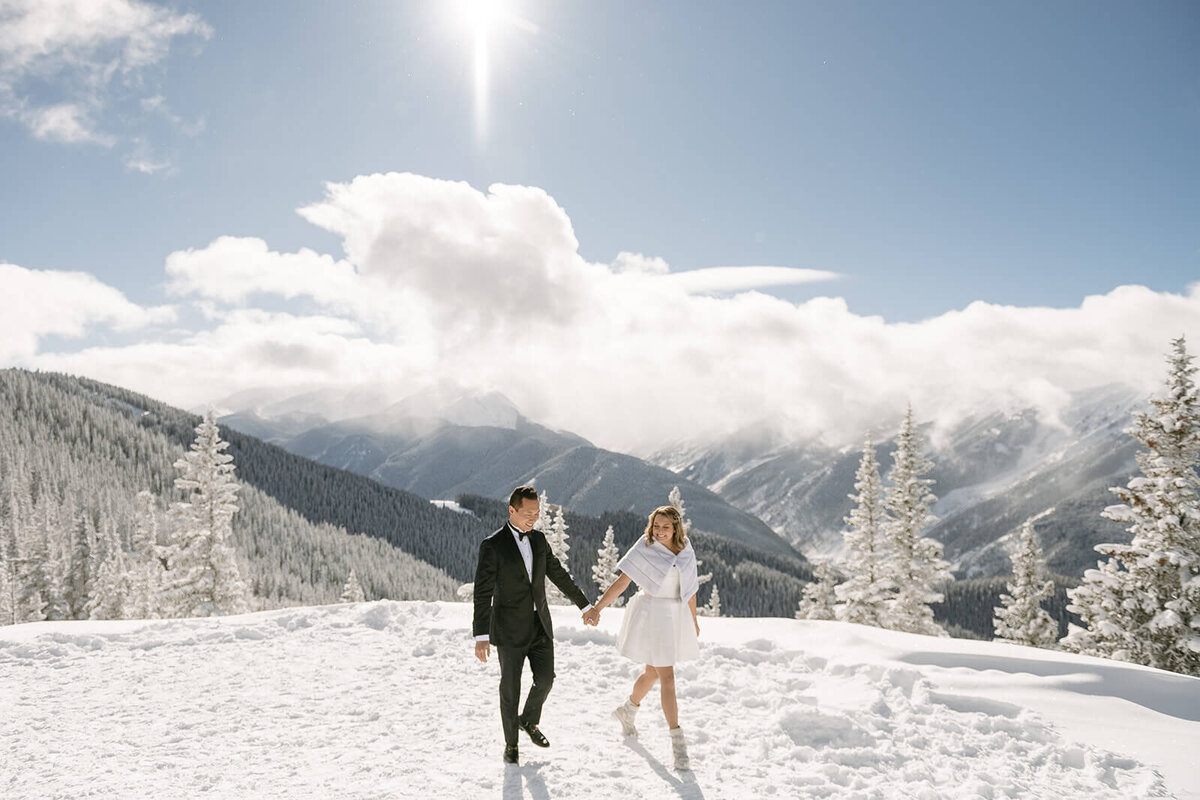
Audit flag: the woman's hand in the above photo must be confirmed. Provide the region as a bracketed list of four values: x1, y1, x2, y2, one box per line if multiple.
[694, 618, 700, 637]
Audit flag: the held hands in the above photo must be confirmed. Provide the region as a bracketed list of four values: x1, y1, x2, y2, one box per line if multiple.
[475, 640, 490, 663]
[582, 607, 601, 626]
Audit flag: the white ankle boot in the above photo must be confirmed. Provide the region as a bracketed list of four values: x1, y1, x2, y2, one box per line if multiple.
[612, 698, 640, 736]
[670, 726, 690, 770]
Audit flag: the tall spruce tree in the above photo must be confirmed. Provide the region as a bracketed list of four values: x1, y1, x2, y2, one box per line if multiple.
[592, 525, 623, 606]
[883, 406, 951, 636]
[0, 550, 13, 626]
[993, 518, 1057, 648]
[835, 435, 893, 628]
[796, 561, 838, 621]
[1063, 337, 1200, 675]
[701, 583, 722, 617]
[65, 514, 95, 619]
[125, 490, 163, 619]
[668, 485, 692, 531]
[161, 412, 248, 617]
[87, 518, 127, 620]
[340, 569, 366, 603]
[543, 502, 571, 604]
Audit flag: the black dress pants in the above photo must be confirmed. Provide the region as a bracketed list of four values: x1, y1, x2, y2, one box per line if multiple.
[496, 619, 555, 747]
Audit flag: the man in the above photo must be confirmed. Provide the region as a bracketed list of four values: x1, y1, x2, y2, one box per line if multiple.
[473, 486, 593, 764]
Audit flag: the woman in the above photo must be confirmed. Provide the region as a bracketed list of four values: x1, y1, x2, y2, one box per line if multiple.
[587, 505, 700, 770]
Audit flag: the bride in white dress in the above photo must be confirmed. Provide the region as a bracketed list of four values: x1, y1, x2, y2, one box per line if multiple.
[586, 505, 700, 769]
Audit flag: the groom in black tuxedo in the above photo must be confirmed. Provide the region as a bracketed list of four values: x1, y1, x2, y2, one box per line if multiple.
[473, 486, 593, 764]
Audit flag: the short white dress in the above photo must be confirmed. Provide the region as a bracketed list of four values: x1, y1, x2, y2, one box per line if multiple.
[617, 563, 700, 667]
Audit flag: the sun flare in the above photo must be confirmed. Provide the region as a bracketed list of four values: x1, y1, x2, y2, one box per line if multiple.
[455, 0, 514, 143]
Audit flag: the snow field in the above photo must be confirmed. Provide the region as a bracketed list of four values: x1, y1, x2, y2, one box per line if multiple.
[1, 601, 1195, 799]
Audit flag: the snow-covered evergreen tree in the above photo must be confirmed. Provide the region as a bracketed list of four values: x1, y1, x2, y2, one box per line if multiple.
[65, 514, 95, 619]
[31, 499, 68, 621]
[796, 561, 838, 621]
[125, 490, 163, 619]
[883, 406, 951, 636]
[161, 411, 248, 617]
[592, 525, 623, 606]
[834, 435, 893, 628]
[668, 485, 692, 531]
[993, 518, 1057, 648]
[699, 583, 722, 617]
[1063, 337, 1200, 675]
[0, 550, 13, 626]
[542, 501, 571, 604]
[535, 490, 552, 531]
[1, 497, 30, 624]
[87, 518, 127, 620]
[340, 569, 366, 603]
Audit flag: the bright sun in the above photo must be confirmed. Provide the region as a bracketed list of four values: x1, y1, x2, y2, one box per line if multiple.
[455, 0, 513, 143]
[458, 0, 509, 32]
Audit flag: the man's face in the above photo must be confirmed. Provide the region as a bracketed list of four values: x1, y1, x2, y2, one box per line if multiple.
[509, 498, 540, 531]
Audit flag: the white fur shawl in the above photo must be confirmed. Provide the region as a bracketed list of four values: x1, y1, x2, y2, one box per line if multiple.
[617, 539, 699, 603]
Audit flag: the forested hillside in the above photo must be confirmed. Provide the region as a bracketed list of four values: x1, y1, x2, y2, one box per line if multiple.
[0, 370, 460, 621]
[933, 575, 1080, 640]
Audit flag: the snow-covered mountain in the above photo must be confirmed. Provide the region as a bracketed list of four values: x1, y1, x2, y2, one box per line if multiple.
[219, 390, 800, 559]
[3, 601, 1195, 799]
[652, 385, 1146, 579]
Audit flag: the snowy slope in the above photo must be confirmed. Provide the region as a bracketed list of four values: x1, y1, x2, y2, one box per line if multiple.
[2, 602, 1195, 799]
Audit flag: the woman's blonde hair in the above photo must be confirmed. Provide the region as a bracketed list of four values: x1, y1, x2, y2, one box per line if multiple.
[644, 505, 688, 551]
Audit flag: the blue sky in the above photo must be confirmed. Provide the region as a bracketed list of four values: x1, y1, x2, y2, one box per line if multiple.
[1, 1, 1198, 449]
[4, 0, 1197, 319]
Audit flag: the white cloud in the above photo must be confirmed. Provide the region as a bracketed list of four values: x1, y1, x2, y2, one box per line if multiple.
[22, 101, 111, 144]
[661, 265, 840, 295]
[12, 173, 1200, 453]
[0, 0, 209, 159]
[0, 262, 174, 362]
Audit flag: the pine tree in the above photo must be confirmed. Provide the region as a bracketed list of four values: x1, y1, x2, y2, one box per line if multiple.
[592, 525, 623, 607]
[699, 583, 722, 617]
[1, 497, 29, 624]
[87, 518, 127, 620]
[340, 569, 366, 603]
[161, 411, 248, 617]
[32, 499, 68, 621]
[0, 551, 13, 626]
[883, 406, 951, 636]
[125, 490, 163, 619]
[835, 434, 893, 628]
[1063, 337, 1200, 675]
[65, 514, 95, 619]
[535, 490, 552, 531]
[22, 499, 65, 621]
[796, 561, 838, 620]
[543, 501, 571, 605]
[668, 485, 692, 531]
[993, 518, 1057, 648]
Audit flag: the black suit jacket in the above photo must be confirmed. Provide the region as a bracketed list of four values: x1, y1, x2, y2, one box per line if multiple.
[472, 525, 590, 649]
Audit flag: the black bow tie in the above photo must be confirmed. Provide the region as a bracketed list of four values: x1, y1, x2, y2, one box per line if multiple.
[513, 526, 528, 540]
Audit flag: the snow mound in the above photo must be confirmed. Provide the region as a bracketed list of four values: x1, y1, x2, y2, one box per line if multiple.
[1, 602, 1194, 799]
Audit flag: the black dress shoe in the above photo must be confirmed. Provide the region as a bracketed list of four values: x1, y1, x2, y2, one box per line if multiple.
[519, 720, 550, 748]
[503, 745, 519, 764]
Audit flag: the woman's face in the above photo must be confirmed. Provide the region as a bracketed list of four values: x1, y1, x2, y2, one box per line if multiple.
[651, 513, 676, 545]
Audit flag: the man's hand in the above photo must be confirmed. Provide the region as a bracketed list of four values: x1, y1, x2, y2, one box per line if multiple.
[582, 608, 600, 626]
[475, 640, 490, 662]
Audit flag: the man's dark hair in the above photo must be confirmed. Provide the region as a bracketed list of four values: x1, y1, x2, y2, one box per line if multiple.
[508, 485, 539, 510]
